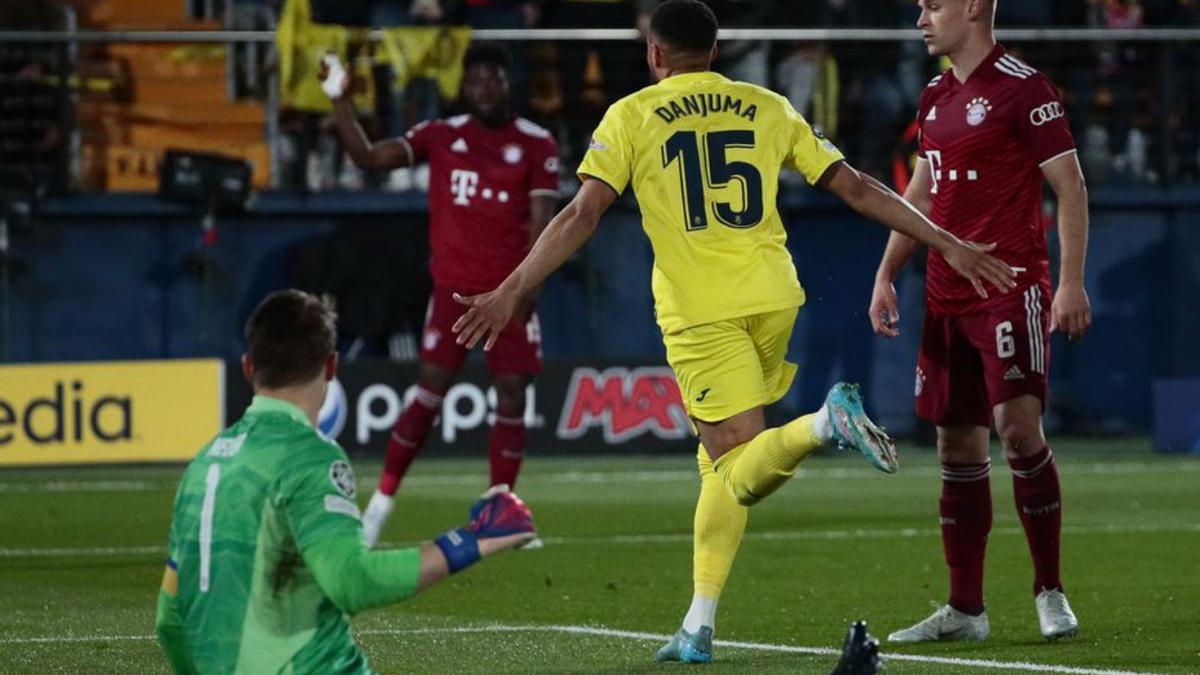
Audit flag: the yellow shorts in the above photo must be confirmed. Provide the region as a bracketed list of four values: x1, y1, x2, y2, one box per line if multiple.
[663, 306, 800, 423]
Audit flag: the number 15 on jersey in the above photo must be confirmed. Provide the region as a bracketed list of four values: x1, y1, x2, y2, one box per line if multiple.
[661, 130, 764, 232]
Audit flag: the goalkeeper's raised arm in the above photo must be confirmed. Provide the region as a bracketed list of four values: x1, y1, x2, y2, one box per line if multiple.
[154, 290, 537, 675]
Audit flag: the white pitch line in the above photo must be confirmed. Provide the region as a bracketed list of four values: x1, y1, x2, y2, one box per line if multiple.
[4, 522, 1197, 559]
[0, 545, 164, 558]
[1, 634, 156, 644]
[1, 460, 1197, 493]
[0, 624, 1152, 675]
[0, 480, 163, 494]
[541, 522, 1200, 546]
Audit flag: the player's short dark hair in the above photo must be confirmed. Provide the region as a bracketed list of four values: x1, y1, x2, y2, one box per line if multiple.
[463, 41, 511, 74]
[244, 290, 337, 390]
[650, 0, 718, 56]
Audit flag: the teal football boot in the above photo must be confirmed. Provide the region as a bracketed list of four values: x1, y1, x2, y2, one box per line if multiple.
[825, 383, 899, 473]
[655, 626, 714, 664]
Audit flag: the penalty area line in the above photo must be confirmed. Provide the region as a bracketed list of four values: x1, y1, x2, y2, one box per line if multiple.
[0, 623, 1153, 674]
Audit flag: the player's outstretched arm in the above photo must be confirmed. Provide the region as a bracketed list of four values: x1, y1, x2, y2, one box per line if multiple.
[1042, 152, 1092, 341]
[452, 177, 619, 350]
[319, 55, 413, 171]
[821, 161, 1016, 299]
[304, 489, 536, 615]
[870, 159, 931, 338]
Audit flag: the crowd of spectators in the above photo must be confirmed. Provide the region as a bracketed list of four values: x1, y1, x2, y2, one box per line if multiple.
[262, 0, 1200, 191]
[7, 0, 1200, 192]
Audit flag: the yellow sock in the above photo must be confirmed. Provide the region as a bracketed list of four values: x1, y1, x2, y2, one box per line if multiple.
[693, 444, 748, 601]
[713, 413, 824, 506]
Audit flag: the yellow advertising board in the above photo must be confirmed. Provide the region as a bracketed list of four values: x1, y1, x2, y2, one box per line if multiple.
[0, 359, 224, 466]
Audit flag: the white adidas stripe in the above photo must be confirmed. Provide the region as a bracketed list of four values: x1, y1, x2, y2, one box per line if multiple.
[1025, 288, 1037, 374]
[995, 60, 1031, 79]
[1000, 54, 1037, 76]
[1033, 287, 1045, 373]
[1025, 287, 1046, 374]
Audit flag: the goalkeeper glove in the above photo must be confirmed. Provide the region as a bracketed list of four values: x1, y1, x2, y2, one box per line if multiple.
[435, 485, 537, 574]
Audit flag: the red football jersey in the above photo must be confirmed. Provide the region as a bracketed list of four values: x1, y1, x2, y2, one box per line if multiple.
[916, 46, 1076, 315]
[405, 115, 560, 293]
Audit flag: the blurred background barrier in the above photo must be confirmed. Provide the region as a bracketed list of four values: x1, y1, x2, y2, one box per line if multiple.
[1153, 379, 1200, 453]
[0, 359, 224, 465]
[2, 2, 1199, 449]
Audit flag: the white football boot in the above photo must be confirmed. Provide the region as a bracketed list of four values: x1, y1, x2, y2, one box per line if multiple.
[1036, 589, 1079, 640]
[887, 603, 990, 643]
[361, 490, 395, 548]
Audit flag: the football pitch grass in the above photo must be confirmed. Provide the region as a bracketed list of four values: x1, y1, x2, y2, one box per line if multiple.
[1, 439, 1197, 674]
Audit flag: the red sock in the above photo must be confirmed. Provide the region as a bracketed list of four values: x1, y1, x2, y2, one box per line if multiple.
[1008, 446, 1063, 594]
[488, 413, 526, 488]
[940, 461, 993, 614]
[378, 387, 443, 496]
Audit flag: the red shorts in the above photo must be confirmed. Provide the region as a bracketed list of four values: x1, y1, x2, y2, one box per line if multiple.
[420, 286, 543, 376]
[915, 285, 1050, 428]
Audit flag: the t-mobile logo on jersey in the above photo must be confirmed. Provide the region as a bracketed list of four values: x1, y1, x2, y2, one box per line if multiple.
[450, 169, 511, 206]
[926, 150, 980, 194]
[450, 169, 479, 205]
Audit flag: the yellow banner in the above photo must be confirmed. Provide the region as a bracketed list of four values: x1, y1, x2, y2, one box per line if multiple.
[277, 0, 351, 113]
[379, 26, 473, 101]
[277, 0, 471, 112]
[0, 359, 224, 466]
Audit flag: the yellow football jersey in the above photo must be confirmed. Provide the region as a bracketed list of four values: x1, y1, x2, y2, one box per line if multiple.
[578, 70, 844, 334]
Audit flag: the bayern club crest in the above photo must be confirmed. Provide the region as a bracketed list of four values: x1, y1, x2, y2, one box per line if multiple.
[502, 143, 523, 164]
[965, 97, 993, 126]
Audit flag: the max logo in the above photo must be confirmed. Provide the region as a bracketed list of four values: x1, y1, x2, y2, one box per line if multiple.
[557, 367, 689, 444]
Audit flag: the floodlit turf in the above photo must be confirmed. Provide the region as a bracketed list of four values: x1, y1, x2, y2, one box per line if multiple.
[1, 439, 1198, 674]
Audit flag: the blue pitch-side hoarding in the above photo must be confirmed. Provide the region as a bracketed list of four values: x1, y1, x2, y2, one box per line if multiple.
[1153, 379, 1200, 454]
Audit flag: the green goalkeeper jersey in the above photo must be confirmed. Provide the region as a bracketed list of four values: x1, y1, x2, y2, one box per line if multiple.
[163, 395, 373, 674]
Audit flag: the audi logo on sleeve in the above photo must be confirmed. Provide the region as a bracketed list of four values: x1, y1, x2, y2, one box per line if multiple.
[1029, 102, 1064, 127]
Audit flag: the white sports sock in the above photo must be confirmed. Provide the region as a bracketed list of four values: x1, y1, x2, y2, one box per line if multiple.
[362, 490, 396, 548]
[681, 596, 718, 634]
[367, 490, 395, 514]
[812, 405, 832, 442]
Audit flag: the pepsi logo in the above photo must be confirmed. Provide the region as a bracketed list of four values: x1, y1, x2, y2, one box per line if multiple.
[318, 378, 348, 440]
